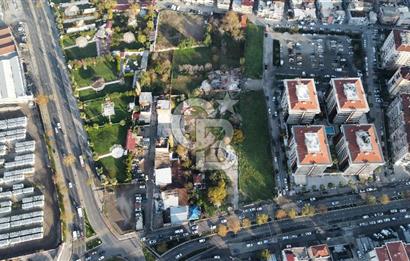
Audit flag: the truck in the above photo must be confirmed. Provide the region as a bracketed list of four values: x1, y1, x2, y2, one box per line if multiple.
[77, 207, 83, 218]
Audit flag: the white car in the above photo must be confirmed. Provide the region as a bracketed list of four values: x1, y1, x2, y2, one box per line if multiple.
[199, 238, 206, 243]
[175, 229, 184, 234]
[176, 253, 182, 259]
[257, 241, 262, 245]
[98, 256, 105, 261]
[246, 243, 253, 247]
[214, 256, 221, 259]
[220, 218, 227, 224]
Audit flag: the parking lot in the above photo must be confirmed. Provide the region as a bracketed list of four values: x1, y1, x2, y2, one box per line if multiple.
[271, 32, 361, 81]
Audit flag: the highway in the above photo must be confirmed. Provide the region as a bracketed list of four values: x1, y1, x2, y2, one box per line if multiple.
[5, 1, 145, 260]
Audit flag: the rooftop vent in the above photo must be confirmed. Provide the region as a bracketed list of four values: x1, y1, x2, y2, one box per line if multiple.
[296, 84, 310, 101]
[304, 132, 320, 153]
[343, 83, 359, 100]
[356, 130, 372, 152]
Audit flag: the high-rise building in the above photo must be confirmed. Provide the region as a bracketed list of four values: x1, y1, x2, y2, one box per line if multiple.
[380, 30, 410, 69]
[335, 124, 384, 177]
[288, 125, 332, 185]
[387, 66, 410, 96]
[386, 94, 410, 167]
[326, 78, 369, 124]
[281, 78, 321, 124]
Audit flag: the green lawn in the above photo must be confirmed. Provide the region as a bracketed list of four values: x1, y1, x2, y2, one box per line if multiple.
[65, 42, 98, 61]
[78, 77, 134, 101]
[86, 237, 102, 250]
[235, 91, 275, 202]
[71, 59, 118, 87]
[98, 156, 127, 182]
[84, 210, 96, 238]
[83, 93, 133, 125]
[87, 124, 127, 155]
[244, 24, 263, 79]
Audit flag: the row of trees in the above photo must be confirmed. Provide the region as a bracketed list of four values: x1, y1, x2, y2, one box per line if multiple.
[216, 213, 270, 237]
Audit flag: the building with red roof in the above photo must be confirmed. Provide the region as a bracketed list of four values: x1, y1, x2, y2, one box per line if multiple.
[281, 78, 321, 124]
[308, 244, 332, 260]
[326, 78, 369, 124]
[288, 125, 332, 185]
[381, 30, 410, 69]
[367, 241, 410, 261]
[335, 124, 384, 177]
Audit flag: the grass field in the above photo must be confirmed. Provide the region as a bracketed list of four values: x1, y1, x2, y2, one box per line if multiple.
[65, 41, 98, 60]
[71, 59, 118, 87]
[244, 24, 263, 79]
[235, 91, 274, 202]
[98, 156, 127, 182]
[87, 124, 127, 155]
[79, 82, 133, 101]
[83, 93, 134, 125]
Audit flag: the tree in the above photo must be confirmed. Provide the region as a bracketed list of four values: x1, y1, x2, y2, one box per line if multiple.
[75, 36, 88, 48]
[219, 11, 243, 40]
[260, 249, 271, 261]
[232, 129, 244, 144]
[156, 242, 167, 253]
[319, 184, 326, 191]
[176, 144, 188, 159]
[379, 194, 390, 205]
[127, 3, 140, 18]
[301, 204, 315, 216]
[63, 154, 76, 166]
[208, 179, 227, 207]
[256, 214, 269, 225]
[123, 32, 135, 43]
[275, 209, 287, 220]
[242, 218, 251, 228]
[217, 224, 228, 237]
[365, 195, 377, 205]
[327, 182, 335, 189]
[287, 208, 297, 219]
[137, 32, 147, 45]
[227, 216, 241, 234]
[35, 95, 49, 105]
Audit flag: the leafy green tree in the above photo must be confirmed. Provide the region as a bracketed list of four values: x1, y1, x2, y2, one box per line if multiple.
[379, 194, 390, 205]
[260, 249, 271, 261]
[256, 214, 269, 225]
[301, 204, 315, 216]
[287, 208, 297, 219]
[208, 180, 227, 207]
[366, 195, 377, 205]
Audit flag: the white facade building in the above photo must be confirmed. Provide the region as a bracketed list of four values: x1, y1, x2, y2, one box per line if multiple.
[381, 30, 410, 69]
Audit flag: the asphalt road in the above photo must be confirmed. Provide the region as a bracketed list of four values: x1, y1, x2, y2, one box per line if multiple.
[14, 1, 144, 260]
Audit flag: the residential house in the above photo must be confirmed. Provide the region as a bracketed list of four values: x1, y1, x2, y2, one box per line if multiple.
[232, 0, 254, 14]
[288, 125, 332, 185]
[282, 246, 309, 261]
[157, 100, 172, 137]
[308, 244, 332, 260]
[326, 78, 369, 124]
[281, 78, 321, 124]
[290, 0, 317, 21]
[170, 205, 189, 224]
[335, 124, 384, 177]
[381, 30, 410, 69]
[257, 0, 285, 21]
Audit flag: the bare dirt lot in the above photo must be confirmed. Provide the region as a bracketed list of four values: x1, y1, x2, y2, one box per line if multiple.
[0, 105, 60, 259]
[156, 10, 206, 50]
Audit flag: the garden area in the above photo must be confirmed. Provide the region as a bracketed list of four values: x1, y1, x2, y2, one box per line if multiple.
[235, 91, 275, 202]
[64, 41, 98, 61]
[244, 23, 264, 79]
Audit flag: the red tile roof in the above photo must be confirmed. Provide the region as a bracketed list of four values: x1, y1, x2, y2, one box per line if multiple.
[376, 242, 410, 261]
[331, 78, 369, 112]
[310, 244, 330, 258]
[342, 124, 384, 164]
[0, 26, 15, 56]
[376, 246, 391, 261]
[125, 129, 136, 152]
[285, 79, 320, 112]
[293, 125, 332, 165]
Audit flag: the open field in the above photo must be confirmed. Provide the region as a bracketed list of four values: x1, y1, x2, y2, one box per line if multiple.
[71, 59, 118, 87]
[244, 24, 263, 79]
[87, 124, 127, 155]
[98, 156, 127, 182]
[64, 41, 98, 60]
[235, 91, 274, 202]
[78, 81, 133, 101]
[156, 10, 205, 50]
[83, 93, 134, 125]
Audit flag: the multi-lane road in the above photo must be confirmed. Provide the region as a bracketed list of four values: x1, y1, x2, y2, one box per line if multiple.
[0, 0, 146, 260]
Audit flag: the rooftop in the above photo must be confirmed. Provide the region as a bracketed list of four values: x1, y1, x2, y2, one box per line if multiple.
[309, 244, 331, 258]
[0, 26, 15, 56]
[341, 124, 384, 164]
[331, 78, 369, 112]
[399, 66, 410, 80]
[375, 241, 410, 261]
[292, 125, 332, 165]
[393, 30, 410, 52]
[284, 78, 320, 113]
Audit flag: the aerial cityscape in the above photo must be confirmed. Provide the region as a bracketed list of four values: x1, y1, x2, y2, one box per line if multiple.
[0, 0, 410, 260]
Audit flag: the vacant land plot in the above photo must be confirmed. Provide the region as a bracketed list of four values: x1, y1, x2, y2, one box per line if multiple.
[71, 59, 118, 87]
[235, 91, 274, 202]
[65, 41, 98, 60]
[98, 156, 127, 182]
[156, 10, 205, 50]
[244, 24, 263, 79]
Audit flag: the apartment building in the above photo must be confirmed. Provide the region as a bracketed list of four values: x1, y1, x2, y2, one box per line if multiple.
[387, 66, 410, 96]
[257, 0, 285, 21]
[326, 78, 369, 124]
[288, 125, 332, 185]
[367, 241, 410, 261]
[335, 124, 384, 177]
[281, 79, 321, 124]
[290, 0, 317, 20]
[232, 0, 254, 14]
[381, 30, 410, 69]
[386, 94, 410, 167]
